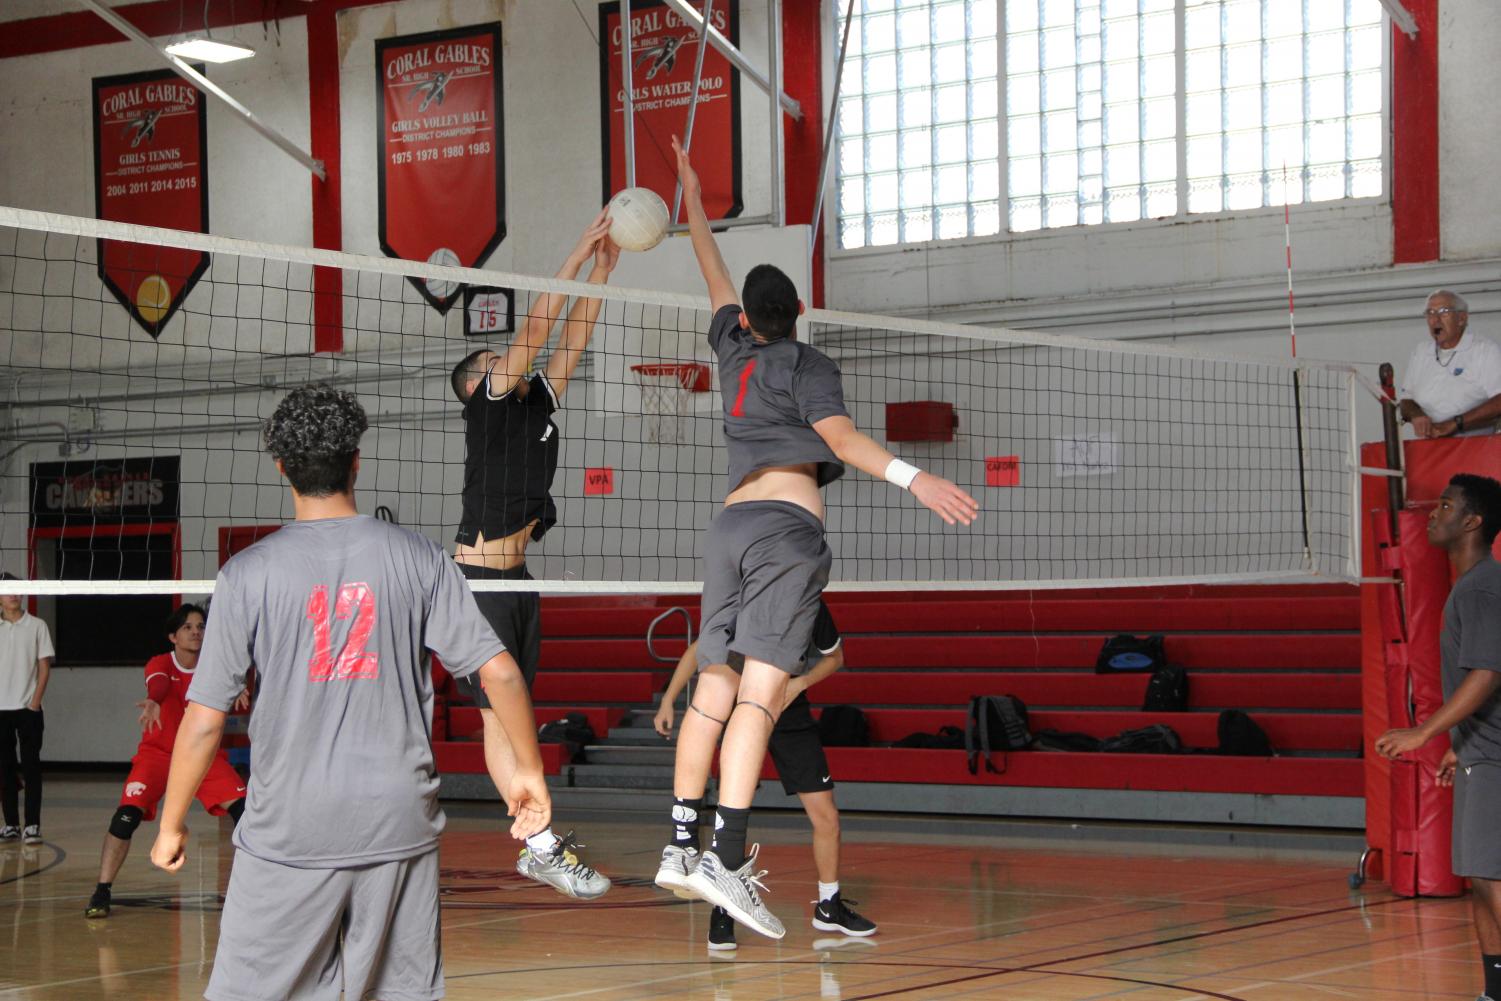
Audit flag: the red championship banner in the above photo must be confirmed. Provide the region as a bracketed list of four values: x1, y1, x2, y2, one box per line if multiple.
[92, 67, 209, 338]
[377, 23, 505, 313]
[599, 0, 742, 219]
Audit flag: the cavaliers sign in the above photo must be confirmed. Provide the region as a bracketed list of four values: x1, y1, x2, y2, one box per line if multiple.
[376, 23, 505, 312]
[92, 68, 209, 338]
[30, 457, 180, 528]
[598, 0, 742, 220]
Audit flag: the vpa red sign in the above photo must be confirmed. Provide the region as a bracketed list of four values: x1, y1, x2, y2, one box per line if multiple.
[376, 23, 505, 312]
[92, 68, 209, 338]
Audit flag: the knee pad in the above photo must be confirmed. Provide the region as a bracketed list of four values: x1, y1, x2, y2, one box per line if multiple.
[108, 805, 144, 841]
[226, 798, 245, 824]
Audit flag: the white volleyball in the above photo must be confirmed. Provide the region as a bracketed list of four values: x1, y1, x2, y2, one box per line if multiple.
[424, 247, 462, 299]
[607, 187, 670, 252]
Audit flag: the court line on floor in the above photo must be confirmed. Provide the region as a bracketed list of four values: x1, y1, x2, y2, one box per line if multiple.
[0, 842, 66, 886]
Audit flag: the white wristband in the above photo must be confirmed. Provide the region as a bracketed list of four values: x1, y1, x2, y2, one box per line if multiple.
[884, 458, 921, 490]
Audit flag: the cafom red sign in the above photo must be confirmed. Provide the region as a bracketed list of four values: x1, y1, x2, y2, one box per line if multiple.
[598, 0, 742, 221]
[376, 23, 505, 313]
[92, 68, 209, 338]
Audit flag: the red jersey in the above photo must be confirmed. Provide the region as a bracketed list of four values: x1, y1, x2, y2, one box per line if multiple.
[138, 651, 197, 755]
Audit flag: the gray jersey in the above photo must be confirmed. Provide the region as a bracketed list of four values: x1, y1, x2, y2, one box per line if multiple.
[1440, 555, 1501, 767]
[188, 515, 504, 867]
[709, 304, 850, 491]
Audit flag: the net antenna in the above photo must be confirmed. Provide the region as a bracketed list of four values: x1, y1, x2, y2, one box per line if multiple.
[1284, 161, 1313, 566]
[631, 362, 711, 445]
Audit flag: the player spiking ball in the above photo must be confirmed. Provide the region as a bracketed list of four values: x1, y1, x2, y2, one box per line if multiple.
[654, 134, 978, 940]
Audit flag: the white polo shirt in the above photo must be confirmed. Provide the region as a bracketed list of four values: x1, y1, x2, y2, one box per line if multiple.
[1400, 332, 1501, 436]
[0, 611, 55, 710]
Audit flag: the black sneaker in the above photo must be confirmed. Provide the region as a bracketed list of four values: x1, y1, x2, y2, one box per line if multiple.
[708, 905, 737, 951]
[85, 888, 111, 919]
[811, 893, 877, 937]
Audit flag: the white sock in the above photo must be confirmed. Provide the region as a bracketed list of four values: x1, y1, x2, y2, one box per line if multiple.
[818, 880, 840, 902]
[526, 828, 559, 854]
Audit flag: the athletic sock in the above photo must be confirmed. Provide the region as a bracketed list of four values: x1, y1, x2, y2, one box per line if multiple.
[710, 806, 749, 870]
[94, 882, 112, 896]
[671, 797, 702, 851]
[526, 828, 560, 856]
[1483, 952, 1501, 999]
[818, 880, 840, 903]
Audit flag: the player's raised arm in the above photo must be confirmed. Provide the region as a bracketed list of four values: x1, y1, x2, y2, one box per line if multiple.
[489, 209, 612, 394]
[545, 236, 619, 399]
[672, 135, 737, 314]
[812, 415, 979, 527]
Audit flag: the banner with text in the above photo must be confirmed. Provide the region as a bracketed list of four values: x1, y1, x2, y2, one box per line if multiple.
[92, 68, 209, 338]
[30, 456, 181, 528]
[377, 22, 505, 312]
[598, 0, 742, 220]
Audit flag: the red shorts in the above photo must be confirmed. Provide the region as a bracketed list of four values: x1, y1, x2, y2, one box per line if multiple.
[120, 749, 246, 822]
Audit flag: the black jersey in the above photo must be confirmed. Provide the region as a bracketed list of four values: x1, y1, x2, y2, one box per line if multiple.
[454, 371, 559, 546]
[707, 304, 849, 491]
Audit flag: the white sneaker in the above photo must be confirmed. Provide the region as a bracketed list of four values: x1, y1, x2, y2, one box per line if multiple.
[0, 826, 18, 843]
[683, 845, 784, 940]
[21, 826, 40, 846]
[516, 831, 611, 900]
[654, 843, 700, 899]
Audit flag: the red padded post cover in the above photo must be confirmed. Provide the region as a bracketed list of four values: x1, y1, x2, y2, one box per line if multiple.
[1385, 508, 1463, 897]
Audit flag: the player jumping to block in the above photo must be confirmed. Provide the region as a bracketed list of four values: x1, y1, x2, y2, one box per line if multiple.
[655, 600, 878, 950]
[653, 135, 978, 940]
[151, 384, 550, 1001]
[84, 603, 247, 919]
[448, 212, 619, 899]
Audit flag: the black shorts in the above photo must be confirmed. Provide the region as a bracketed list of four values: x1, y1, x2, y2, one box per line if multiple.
[454, 563, 540, 706]
[698, 501, 832, 675]
[767, 693, 834, 796]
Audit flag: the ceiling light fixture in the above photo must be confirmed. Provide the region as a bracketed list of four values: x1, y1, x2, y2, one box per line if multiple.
[164, 37, 255, 63]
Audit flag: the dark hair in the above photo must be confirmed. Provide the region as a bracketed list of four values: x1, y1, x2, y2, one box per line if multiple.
[1449, 473, 1501, 545]
[451, 349, 490, 403]
[741, 264, 799, 341]
[263, 384, 368, 497]
[165, 603, 205, 636]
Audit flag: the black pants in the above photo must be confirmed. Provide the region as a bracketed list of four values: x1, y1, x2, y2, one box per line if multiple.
[0, 708, 43, 828]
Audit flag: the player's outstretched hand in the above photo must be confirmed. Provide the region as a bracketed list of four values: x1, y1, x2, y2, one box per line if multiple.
[505, 768, 552, 841]
[653, 702, 675, 738]
[1436, 747, 1458, 787]
[1374, 726, 1430, 760]
[151, 825, 188, 873]
[595, 235, 621, 275]
[911, 472, 980, 526]
[570, 207, 612, 265]
[671, 135, 701, 203]
[136, 699, 162, 732]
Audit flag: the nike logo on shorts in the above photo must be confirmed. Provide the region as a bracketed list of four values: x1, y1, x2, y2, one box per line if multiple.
[820, 775, 831, 783]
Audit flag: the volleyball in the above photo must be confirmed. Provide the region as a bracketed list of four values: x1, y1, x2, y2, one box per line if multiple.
[134, 274, 172, 323]
[424, 247, 462, 299]
[607, 187, 670, 252]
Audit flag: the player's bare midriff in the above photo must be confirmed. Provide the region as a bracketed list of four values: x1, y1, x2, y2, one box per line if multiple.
[725, 464, 823, 521]
[454, 519, 537, 571]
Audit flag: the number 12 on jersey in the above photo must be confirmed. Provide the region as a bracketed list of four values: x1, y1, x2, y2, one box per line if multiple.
[306, 583, 379, 681]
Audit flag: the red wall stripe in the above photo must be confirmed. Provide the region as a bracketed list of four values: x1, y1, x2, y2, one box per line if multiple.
[306, 5, 343, 353]
[1390, 0, 1440, 264]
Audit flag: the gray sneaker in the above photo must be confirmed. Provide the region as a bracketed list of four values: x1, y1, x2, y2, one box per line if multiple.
[654, 844, 700, 899]
[683, 845, 784, 940]
[21, 826, 40, 846]
[516, 831, 611, 900]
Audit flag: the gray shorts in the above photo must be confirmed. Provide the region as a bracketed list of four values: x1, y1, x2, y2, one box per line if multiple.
[206, 848, 442, 1001]
[1454, 762, 1501, 880]
[698, 500, 832, 674]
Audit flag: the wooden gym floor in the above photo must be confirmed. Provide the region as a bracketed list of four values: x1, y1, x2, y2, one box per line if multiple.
[0, 778, 1482, 999]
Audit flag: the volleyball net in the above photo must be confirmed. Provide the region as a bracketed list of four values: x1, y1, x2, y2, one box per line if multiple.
[0, 205, 1360, 599]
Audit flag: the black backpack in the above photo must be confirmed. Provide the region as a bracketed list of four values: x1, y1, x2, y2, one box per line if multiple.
[894, 725, 966, 749]
[1096, 634, 1167, 673]
[818, 705, 871, 747]
[1216, 710, 1273, 756]
[1030, 729, 1102, 752]
[1098, 723, 1182, 754]
[537, 712, 595, 762]
[965, 695, 1031, 774]
[1141, 665, 1189, 711]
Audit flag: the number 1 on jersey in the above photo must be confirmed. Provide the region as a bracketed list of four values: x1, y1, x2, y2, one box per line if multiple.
[730, 360, 757, 417]
[306, 583, 379, 681]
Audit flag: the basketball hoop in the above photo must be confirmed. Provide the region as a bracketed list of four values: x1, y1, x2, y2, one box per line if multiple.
[630, 362, 711, 444]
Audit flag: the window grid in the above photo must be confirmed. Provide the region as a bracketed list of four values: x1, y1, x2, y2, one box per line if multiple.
[835, 0, 1386, 249]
